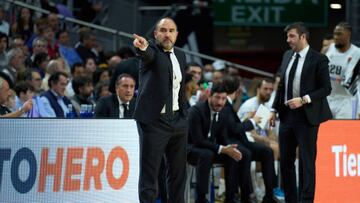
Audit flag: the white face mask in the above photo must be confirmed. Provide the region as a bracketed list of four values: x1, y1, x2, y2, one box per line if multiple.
[203, 72, 213, 81]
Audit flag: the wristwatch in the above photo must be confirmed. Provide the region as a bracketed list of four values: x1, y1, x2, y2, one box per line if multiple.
[301, 97, 307, 104]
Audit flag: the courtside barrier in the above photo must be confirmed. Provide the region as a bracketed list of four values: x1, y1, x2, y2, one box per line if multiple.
[315, 120, 360, 203]
[0, 119, 139, 203]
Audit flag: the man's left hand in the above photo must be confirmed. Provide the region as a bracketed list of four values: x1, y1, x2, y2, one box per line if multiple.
[285, 97, 303, 109]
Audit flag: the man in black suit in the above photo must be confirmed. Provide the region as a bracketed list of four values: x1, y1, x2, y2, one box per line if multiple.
[94, 73, 135, 118]
[270, 22, 332, 203]
[187, 83, 242, 203]
[133, 17, 188, 203]
[223, 75, 276, 203]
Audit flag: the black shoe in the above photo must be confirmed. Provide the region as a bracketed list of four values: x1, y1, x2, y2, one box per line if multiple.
[262, 196, 277, 203]
[225, 199, 241, 203]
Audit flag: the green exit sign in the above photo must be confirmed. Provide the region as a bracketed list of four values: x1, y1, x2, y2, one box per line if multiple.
[214, 0, 328, 27]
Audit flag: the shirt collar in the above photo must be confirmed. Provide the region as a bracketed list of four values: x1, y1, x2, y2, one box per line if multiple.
[295, 45, 310, 58]
[227, 96, 233, 105]
[50, 90, 63, 99]
[117, 95, 129, 106]
[164, 48, 174, 53]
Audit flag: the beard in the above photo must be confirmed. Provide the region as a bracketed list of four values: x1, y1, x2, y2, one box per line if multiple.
[335, 43, 345, 49]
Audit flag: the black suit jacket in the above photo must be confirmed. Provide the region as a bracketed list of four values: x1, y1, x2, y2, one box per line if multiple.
[188, 101, 230, 153]
[94, 94, 135, 118]
[272, 48, 332, 125]
[133, 41, 187, 124]
[223, 100, 254, 145]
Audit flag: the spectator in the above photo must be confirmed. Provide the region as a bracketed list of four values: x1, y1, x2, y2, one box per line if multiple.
[0, 6, 10, 35]
[0, 32, 8, 67]
[66, 63, 85, 97]
[95, 73, 135, 118]
[32, 52, 49, 79]
[1, 48, 25, 83]
[47, 13, 61, 33]
[39, 71, 71, 117]
[71, 76, 94, 116]
[84, 57, 97, 78]
[76, 29, 103, 63]
[41, 58, 66, 91]
[14, 81, 36, 116]
[93, 80, 111, 101]
[24, 68, 43, 94]
[11, 7, 34, 44]
[56, 30, 82, 67]
[186, 62, 202, 84]
[320, 33, 334, 54]
[42, 26, 59, 59]
[30, 37, 48, 62]
[93, 68, 110, 86]
[0, 72, 32, 117]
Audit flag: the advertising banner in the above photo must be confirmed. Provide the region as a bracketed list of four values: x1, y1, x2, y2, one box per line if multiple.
[316, 120, 360, 203]
[0, 119, 139, 203]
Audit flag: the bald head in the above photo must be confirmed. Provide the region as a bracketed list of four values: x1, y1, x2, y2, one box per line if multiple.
[154, 18, 178, 51]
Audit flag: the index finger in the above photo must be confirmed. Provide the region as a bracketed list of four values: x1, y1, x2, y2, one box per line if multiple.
[133, 33, 142, 40]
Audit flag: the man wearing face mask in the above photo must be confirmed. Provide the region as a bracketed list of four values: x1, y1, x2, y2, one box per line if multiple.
[325, 22, 360, 119]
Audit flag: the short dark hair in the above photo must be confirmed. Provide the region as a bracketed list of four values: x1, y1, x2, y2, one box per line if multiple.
[185, 62, 202, 72]
[0, 32, 9, 49]
[336, 22, 352, 33]
[33, 52, 48, 67]
[256, 78, 274, 89]
[223, 75, 240, 94]
[284, 22, 309, 41]
[24, 68, 40, 81]
[93, 68, 110, 86]
[70, 63, 84, 75]
[72, 76, 92, 94]
[55, 29, 67, 40]
[323, 33, 333, 41]
[48, 72, 68, 88]
[116, 46, 135, 59]
[115, 73, 135, 87]
[14, 81, 34, 96]
[210, 82, 227, 96]
[94, 81, 109, 100]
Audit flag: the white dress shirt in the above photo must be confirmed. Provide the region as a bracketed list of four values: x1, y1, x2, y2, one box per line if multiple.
[285, 45, 310, 102]
[161, 48, 182, 113]
[117, 96, 129, 118]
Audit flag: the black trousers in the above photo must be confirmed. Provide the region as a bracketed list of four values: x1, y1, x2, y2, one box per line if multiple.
[236, 141, 275, 203]
[137, 112, 187, 203]
[279, 107, 318, 203]
[187, 147, 240, 203]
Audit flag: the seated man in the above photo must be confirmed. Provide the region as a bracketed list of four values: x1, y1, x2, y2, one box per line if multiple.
[187, 83, 244, 203]
[0, 72, 32, 117]
[40, 72, 71, 117]
[94, 73, 135, 118]
[71, 76, 95, 116]
[223, 75, 276, 203]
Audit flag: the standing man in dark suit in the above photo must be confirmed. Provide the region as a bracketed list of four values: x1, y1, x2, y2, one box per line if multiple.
[94, 73, 135, 118]
[270, 22, 332, 203]
[132, 17, 188, 203]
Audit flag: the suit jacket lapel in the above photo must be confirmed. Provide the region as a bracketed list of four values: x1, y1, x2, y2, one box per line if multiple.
[112, 94, 120, 117]
[204, 102, 211, 139]
[300, 49, 313, 95]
